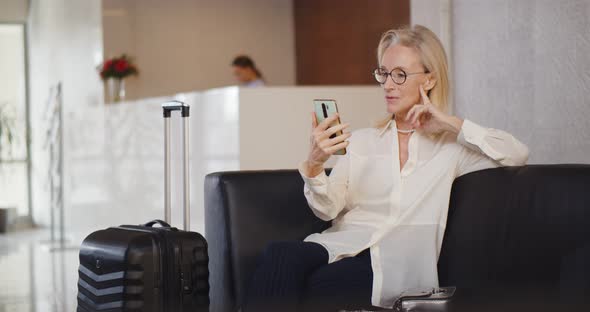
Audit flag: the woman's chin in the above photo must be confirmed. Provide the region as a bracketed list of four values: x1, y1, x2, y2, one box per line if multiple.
[386, 102, 401, 114]
[386, 101, 412, 115]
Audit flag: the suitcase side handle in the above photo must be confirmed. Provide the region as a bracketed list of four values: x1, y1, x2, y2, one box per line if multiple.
[144, 219, 172, 228]
[162, 100, 191, 231]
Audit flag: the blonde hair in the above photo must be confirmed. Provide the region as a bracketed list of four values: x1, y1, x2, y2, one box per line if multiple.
[375, 24, 451, 129]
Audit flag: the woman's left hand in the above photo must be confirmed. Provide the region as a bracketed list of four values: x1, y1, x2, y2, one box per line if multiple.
[406, 85, 463, 135]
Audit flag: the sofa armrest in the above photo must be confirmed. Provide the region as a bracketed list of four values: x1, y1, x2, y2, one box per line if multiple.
[204, 169, 331, 311]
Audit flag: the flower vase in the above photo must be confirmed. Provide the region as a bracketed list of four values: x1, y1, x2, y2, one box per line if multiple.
[107, 78, 126, 103]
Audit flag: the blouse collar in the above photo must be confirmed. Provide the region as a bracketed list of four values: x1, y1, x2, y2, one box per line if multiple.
[378, 119, 394, 137]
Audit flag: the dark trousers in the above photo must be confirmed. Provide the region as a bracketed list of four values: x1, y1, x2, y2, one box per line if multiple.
[242, 241, 374, 312]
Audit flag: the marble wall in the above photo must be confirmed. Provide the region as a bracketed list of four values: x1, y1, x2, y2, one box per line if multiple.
[0, 25, 28, 217]
[452, 0, 590, 164]
[411, 0, 452, 70]
[27, 0, 104, 229]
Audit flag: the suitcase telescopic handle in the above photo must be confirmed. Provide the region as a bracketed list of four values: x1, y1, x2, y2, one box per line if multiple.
[162, 100, 190, 231]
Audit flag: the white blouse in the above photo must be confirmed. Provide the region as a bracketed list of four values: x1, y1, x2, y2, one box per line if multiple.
[298, 118, 529, 308]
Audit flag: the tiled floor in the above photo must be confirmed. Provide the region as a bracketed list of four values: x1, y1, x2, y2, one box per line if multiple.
[0, 229, 80, 312]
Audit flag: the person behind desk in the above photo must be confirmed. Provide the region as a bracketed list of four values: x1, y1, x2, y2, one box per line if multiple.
[231, 55, 265, 87]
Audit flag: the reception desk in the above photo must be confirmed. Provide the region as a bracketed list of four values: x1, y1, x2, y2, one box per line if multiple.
[63, 86, 385, 239]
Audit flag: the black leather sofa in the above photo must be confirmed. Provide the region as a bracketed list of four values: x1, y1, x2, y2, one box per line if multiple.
[204, 165, 590, 311]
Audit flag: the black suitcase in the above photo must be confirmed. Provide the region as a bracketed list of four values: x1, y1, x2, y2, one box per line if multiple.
[77, 101, 210, 312]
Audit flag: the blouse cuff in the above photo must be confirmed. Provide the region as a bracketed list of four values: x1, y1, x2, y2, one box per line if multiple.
[457, 119, 488, 150]
[298, 161, 328, 187]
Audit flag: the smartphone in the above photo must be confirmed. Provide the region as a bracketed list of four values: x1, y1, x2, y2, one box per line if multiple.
[314, 99, 347, 155]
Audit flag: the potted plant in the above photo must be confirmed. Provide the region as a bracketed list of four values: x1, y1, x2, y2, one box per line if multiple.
[0, 102, 16, 233]
[98, 54, 139, 103]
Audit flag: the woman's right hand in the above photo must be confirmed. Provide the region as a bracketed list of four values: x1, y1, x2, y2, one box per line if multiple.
[304, 112, 351, 177]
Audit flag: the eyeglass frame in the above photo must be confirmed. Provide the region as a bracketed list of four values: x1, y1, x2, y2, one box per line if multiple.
[373, 67, 430, 85]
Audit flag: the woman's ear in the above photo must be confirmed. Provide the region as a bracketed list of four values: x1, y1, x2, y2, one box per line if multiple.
[424, 77, 436, 91]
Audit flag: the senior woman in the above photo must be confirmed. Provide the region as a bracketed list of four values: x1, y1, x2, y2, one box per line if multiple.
[242, 24, 529, 312]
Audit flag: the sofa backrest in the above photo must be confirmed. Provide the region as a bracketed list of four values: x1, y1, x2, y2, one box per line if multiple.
[438, 165, 590, 297]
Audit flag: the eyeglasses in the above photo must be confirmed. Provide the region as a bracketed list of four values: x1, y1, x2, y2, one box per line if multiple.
[373, 67, 429, 85]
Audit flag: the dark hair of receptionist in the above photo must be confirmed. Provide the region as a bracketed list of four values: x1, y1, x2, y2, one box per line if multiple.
[232, 55, 264, 80]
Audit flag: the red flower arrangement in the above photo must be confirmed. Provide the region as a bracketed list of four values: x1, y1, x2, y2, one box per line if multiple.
[99, 54, 139, 80]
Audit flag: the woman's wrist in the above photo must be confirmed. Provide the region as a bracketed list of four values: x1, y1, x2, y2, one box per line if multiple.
[442, 115, 464, 135]
[304, 159, 325, 178]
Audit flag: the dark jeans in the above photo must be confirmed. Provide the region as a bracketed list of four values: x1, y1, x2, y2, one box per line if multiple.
[242, 241, 374, 312]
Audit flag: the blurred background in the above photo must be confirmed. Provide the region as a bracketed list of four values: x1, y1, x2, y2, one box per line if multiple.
[0, 0, 589, 311]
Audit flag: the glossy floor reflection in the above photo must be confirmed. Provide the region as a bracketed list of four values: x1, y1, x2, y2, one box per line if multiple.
[0, 229, 79, 312]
